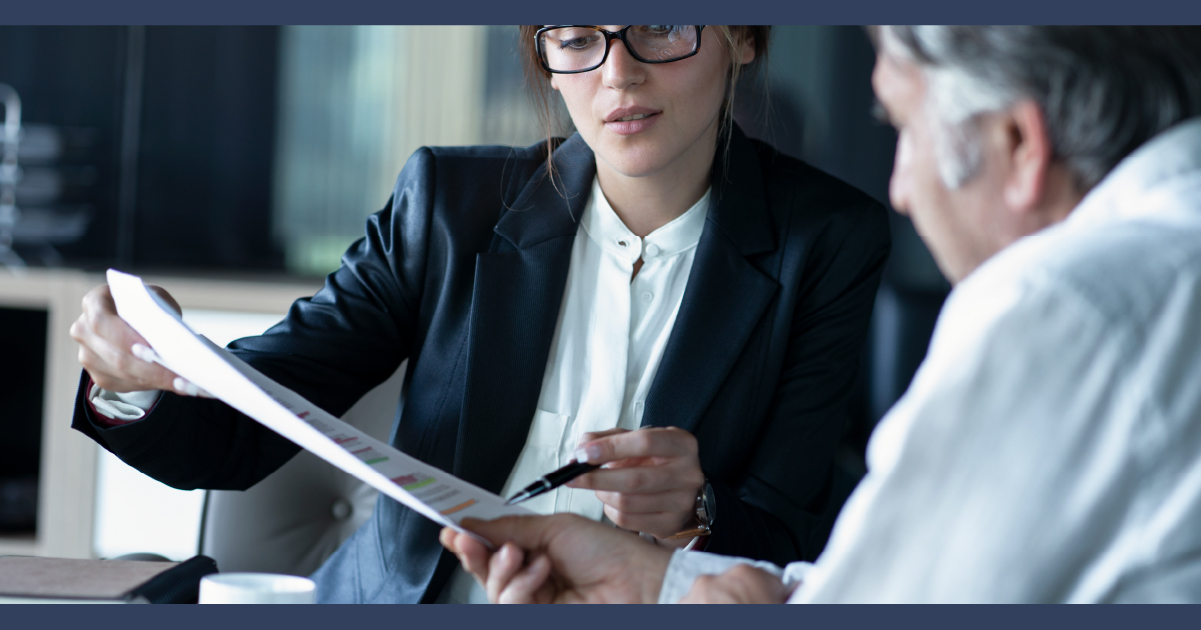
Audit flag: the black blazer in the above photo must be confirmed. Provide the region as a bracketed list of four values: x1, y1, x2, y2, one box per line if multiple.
[73, 125, 890, 603]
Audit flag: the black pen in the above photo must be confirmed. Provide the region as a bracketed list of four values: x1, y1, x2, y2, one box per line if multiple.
[505, 460, 600, 505]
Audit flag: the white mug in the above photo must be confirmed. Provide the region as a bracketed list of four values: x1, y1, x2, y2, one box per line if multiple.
[199, 573, 316, 604]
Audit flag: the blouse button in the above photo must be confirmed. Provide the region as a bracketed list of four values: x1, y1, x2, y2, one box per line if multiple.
[645, 243, 661, 258]
[641, 292, 654, 303]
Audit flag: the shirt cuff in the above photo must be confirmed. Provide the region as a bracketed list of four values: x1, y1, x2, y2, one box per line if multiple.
[88, 382, 162, 424]
[657, 550, 788, 604]
[781, 562, 814, 601]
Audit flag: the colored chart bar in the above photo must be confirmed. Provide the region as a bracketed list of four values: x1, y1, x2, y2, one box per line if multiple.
[440, 499, 476, 515]
[403, 477, 436, 491]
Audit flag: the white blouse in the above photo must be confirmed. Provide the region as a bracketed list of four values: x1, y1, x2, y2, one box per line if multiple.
[437, 178, 710, 603]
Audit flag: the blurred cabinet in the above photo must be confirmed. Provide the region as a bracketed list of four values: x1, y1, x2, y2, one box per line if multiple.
[0, 268, 320, 559]
[0, 269, 95, 557]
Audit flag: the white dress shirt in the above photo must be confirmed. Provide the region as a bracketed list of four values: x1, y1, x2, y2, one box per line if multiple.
[437, 178, 711, 603]
[660, 118, 1201, 603]
[501, 179, 709, 519]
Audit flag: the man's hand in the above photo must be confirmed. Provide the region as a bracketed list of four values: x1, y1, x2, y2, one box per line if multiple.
[69, 283, 205, 396]
[567, 427, 705, 543]
[678, 565, 791, 604]
[439, 513, 674, 604]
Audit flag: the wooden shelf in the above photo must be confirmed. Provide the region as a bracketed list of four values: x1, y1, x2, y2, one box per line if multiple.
[0, 534, 37, 556]
[0, 268, 322, 559]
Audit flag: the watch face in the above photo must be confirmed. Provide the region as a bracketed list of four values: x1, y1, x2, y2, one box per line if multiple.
[701, 482, 716, 525]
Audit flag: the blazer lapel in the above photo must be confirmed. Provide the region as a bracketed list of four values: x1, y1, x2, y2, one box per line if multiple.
[454, 135, 596, 492]
[642, 126, 779, 434]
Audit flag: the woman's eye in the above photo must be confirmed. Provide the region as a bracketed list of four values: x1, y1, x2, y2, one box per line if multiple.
[554, 31, 600, 51]
[559, 37, 592, 50]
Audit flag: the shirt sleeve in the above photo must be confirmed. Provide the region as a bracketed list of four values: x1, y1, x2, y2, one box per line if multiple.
[794, 273, 1143, 603]
[88, 382, 162, 425]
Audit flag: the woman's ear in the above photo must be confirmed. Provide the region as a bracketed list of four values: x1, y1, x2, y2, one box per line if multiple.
[549, 75, 560, 91]
[738, 30, 756, 65]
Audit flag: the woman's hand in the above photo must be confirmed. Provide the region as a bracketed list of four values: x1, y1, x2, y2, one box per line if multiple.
[567, 426, 705, 543]
[439, 513, 673, 604]
[69, 283, 206, 396]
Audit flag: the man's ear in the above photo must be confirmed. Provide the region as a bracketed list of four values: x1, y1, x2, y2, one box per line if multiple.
[1002, 100, 1053, 214]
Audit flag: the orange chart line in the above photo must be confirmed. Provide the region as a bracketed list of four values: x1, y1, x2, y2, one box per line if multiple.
[439, 499, 476, 516]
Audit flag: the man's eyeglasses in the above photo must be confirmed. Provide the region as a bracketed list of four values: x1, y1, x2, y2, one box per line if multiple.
[535, 26, 706, 74]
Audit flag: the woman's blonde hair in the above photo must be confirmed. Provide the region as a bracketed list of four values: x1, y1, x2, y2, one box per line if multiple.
[517, 25, 772, 178]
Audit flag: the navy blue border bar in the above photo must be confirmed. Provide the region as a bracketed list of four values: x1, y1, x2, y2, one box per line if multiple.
[8, 600, 1201, 630]
[3, 0, 1200, 25]
[4, 4, 1199, 630]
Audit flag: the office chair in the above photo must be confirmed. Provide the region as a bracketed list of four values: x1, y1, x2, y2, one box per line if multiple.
[197, 361, 406, 576]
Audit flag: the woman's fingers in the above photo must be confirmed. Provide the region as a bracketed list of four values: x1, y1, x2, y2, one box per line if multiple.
[73, 284, 183, 393]
[569, 462, 704, 495]
[75, 333, 177, 393]
[575, 426, 697, 465]
[569, 427, 705, 539]
[577, 427, 628, 446]
[146, 285, 183, 315]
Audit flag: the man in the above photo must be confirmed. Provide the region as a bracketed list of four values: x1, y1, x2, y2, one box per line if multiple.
[441, 25, 1201, 603]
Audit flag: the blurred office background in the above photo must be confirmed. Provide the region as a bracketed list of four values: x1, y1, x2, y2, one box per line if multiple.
[0, 26, 948, 565]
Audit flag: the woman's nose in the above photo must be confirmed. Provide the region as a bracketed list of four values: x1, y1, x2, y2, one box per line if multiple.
[601, 39, 646, 90]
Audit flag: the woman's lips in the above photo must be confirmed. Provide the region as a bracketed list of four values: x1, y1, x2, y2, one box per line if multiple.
[604, 112, 661, 135]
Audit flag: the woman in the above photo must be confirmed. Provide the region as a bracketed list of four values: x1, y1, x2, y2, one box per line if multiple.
[70, 25, 890, 603]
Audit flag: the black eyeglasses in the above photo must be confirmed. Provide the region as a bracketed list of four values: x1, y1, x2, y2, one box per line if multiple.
[535, 26, 706, 74]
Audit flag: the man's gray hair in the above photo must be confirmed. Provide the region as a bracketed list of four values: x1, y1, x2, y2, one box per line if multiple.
[875, 26, 1201, 190]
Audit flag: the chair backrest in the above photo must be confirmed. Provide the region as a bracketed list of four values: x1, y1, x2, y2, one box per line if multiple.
[198, 361, 406, 576]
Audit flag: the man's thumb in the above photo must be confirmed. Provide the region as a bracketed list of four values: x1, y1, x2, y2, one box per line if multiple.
[460, 514, 566, 550]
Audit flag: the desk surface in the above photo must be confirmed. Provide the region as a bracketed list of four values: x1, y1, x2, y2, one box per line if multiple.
[0, 556, 178, 600]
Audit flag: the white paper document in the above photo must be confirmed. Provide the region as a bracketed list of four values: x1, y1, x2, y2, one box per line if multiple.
[106, 269, 528, 542]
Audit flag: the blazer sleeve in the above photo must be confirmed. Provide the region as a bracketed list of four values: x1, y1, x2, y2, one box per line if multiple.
[70, 147, 439, 491]
[703, 195, 891, 565]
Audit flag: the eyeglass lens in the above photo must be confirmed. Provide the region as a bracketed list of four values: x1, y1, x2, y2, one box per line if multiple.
[540, 26, 699, 72]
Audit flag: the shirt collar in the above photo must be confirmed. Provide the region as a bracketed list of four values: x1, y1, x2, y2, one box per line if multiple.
[1066, 116, 1201, 231]
[580, 177, 711, 263]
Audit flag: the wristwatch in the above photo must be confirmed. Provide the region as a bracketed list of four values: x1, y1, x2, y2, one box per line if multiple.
[666, 480, 716, 539]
